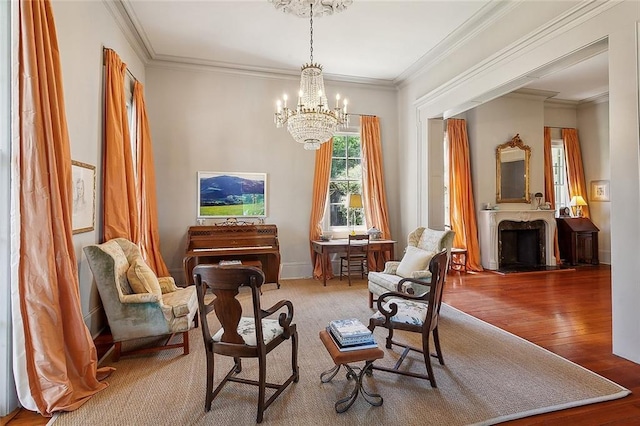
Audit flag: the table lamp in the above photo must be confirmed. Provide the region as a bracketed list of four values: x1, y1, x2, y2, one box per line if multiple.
[570, 195, 587, 217]
[347, 193, 363, 234]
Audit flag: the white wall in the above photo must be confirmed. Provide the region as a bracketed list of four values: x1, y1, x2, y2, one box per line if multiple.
[144, 65, 399, 280]
[1, 0, 16, 416]
[52, 0, 146, 335]
[578, 99, 610, 263]
[465, 94, 545, 215]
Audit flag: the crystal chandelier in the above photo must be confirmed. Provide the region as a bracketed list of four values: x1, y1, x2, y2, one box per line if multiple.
[272, 1, 350, 150]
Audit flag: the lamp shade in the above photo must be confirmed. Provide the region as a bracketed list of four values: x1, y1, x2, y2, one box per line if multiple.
[347, 193, 363, 208]
[570, 195, 587, 206]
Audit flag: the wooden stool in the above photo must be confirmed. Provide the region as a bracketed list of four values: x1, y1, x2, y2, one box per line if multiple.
[449, 248, 467, 273]
[319, 330, 384, 413]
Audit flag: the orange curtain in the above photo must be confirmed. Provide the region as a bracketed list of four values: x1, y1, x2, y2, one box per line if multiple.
[133, 81, 170, 276]
[16, 0, 112, 415]
[447, 119, 483, 271]
[309, 140, 334, 280]
[103, 49, 138, 242]
[543, 127, 560, 264]
[361, 116, 392, 270]
[562, 128, 590, 218]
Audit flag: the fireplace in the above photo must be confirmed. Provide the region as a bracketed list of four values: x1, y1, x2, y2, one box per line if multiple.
[498, 220, 545, 269]
[478, 210, 557, 270]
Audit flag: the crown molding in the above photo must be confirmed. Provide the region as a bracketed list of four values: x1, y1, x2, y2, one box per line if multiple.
[396, 0, 520, 86]
[579, 92, 609, 106]
[544, 98, 580, 108]
[146, 57, 397, 90]
[102, 0, 152, 62]
[414, 0, 617, 112]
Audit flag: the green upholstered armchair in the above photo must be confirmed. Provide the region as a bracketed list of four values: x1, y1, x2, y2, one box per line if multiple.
[367, 227, 454, 308]
[83, 238, 198, 360]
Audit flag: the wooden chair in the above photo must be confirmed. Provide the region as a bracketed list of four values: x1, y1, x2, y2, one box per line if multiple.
[368, 249, 448, 387]
[193, 264, 299, 423]
[339, 234, 370, 285]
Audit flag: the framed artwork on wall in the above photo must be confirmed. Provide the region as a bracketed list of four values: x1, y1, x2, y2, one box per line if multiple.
[197, 171, 267, 219]
[71, 160, 96, 234]
[590, 180, 610, 202]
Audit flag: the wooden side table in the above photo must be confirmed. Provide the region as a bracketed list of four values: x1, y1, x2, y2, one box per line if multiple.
[319, 330, 384, 413]
[449, 248, 467, 273]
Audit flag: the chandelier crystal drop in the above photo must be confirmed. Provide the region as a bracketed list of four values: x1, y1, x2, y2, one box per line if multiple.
[273, 2, 349, 150]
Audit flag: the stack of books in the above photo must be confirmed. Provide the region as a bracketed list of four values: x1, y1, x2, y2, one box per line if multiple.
[327, 318, 378, 352]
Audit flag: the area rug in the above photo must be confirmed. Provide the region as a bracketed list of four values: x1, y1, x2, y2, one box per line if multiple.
[50, 279, 629, 426]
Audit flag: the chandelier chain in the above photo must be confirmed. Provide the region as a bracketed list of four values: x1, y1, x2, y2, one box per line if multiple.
[309, 4, 313, 63]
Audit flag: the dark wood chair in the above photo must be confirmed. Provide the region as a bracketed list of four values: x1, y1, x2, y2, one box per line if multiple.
[193, 264, 299, 423]
[340, 234, 370, 285]
[368, 249, 448, 387]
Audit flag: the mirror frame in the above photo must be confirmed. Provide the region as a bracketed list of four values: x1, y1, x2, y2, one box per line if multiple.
[496, 134, 531, 204]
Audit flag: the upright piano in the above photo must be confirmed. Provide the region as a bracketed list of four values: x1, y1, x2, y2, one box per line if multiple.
[183, 224, 281, 286]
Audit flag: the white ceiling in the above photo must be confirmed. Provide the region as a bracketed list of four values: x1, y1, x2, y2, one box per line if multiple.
[122, 0, 609, 101]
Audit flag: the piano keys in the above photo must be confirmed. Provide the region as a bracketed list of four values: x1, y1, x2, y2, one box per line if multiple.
[183, 224, 281, 287]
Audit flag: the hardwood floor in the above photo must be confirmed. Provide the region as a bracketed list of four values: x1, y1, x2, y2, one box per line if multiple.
[443, 265, 640, 425]
[4, 264, 639, 425]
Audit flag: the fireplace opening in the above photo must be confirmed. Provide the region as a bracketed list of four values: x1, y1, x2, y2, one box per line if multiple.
[498, 220, 545, 270]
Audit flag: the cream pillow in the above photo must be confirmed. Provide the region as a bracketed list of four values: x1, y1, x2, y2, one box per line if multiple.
[127, 258, 162, 297]
[396, 246, 434, 278]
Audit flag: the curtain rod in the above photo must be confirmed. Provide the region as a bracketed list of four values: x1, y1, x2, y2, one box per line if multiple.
[102, 47, 138, 82]
[347, 113, 377, 118]
[545, 126, 576, 130]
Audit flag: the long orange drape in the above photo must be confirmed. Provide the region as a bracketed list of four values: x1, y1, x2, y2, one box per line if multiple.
[543, 127, 560, 264]
[17, 0, 112, 415]
[447, 119, 483, 271]
[361, 116, 392, 270]
[133, 81, 170, 276]
[562, 128, 590, 218]
[103, 49, 138, 243]
[309, 140, 334, 280]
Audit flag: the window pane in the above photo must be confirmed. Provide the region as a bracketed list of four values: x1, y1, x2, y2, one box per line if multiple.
[329, 182, 347, 204]
[347, 136, 361, 157]
[346, 159, 361, 179]
[330, 204, 347, 226]
[332, 136, 347, 157]
[330, 159, 347, 179]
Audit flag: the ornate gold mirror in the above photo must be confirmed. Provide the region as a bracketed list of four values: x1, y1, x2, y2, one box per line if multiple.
[496, 134, 531, 203]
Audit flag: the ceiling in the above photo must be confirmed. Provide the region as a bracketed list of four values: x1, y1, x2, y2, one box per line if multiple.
[121, 0, 609, 102]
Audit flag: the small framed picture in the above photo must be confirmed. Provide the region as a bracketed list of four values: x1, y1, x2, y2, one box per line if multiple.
[590, 180, 610, 202]
[71, 160, 96, 234]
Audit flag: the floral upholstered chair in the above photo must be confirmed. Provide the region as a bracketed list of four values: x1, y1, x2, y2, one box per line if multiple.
[367, 227, 454, 308]
[83, 238, 198, 361]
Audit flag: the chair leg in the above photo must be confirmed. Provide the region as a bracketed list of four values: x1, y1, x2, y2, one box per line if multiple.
[113, 341, 122, 362]
[182, 331, 190, 355]
[368, 291, 373, 309]
[422, 333, 437, 388]
[432, 326, 445, 365]
[204, 350, 215, 411]
[339, 259, 344, 281]
[257, 355, 267, 423]
[292, 329, 299, 382]
[385, 328, 394, 349]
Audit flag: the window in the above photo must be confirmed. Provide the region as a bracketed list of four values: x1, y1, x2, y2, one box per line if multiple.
[326, 133, 365, 232]
[552, 139, 570, 211]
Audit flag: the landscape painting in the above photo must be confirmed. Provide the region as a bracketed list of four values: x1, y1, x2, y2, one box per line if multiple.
[197, 171, 267, 218]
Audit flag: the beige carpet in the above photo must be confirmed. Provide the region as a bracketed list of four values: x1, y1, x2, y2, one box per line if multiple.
[51, 279, 629, 426]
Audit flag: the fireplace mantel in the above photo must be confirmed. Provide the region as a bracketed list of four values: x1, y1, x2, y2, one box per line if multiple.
[478, 210, 557, 270]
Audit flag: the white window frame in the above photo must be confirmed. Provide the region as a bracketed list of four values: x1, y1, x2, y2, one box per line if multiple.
[552, 139, 570, 212]
[323, 131, 366, 237]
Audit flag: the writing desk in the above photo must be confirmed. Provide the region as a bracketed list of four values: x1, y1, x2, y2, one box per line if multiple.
[311, 239, 396, 286]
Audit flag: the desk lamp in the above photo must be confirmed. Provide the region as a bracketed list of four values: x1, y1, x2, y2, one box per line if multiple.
[570, 195, 587, 217]
[347, 194, 363, 235]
